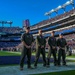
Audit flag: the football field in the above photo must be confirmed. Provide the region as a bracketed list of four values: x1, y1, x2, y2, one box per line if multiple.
[0, 51, 75, 75]
[0, 51, 75, 59]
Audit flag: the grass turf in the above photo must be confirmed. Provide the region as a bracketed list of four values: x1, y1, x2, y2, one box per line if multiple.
[33, 70, 75, 75]
[0, 51, 21, 56]
[67, 55, 75, 58]
[0, 51, 75, 59]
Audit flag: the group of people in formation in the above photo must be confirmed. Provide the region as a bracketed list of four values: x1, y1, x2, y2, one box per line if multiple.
[20, 26, 67, 70]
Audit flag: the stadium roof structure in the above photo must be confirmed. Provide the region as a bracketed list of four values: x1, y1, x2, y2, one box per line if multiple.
[45, 0, 74, 18]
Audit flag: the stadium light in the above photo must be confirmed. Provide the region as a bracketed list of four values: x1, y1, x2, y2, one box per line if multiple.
[55, 11, 58, 16]
[44, 0, 74, 18]
[54, 9, 58, 16]
[50, 9, 55, 13]
[65, 1, 71, 5]
[0, 21, 13, 27]
[61, 4, 66, 13]
[2, 21, 5, 27]
[44, 12, 51, 19]
[70, 0, 74, 3]
[57, 5, 62, 10]
[7, 21, 13, 27]
[70, 0, 74, 9]
[54, 6, 62, 16]
[65, 0, 74, 9]
[44, 12, 50, 16]
[61, 0, 73, 13]
[49, 9, 56, 17]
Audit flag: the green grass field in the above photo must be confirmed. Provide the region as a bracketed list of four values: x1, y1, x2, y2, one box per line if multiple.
[0, 51, 75, 58]
[33, 70, 75, 75]
[0, 51, 21, 56]
[67, 55, 75, 58]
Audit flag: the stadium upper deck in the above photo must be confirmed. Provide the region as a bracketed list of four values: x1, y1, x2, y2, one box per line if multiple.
[30, 9, 75, 30]
[30, 9, 75, 37]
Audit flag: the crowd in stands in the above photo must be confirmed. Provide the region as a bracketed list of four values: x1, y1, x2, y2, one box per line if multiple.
[0, 42, 21, 51]
[0, 33, 75, 52]
[55, 25, 75, 34]
[0, 42, 20, 48]
[0, 27, 22, 33]
[64, 34, 75, 49]
[43, 25, 75, 38]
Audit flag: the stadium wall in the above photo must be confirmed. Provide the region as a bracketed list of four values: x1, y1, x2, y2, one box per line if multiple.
[0, 56, 53, 65]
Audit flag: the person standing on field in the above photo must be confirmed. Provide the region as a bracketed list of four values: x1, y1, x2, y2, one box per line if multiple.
[47, 31, 57, 67]
[34, 30, 46, 68]
[20, 27, 34, 70]
[57, 34, 67, 66]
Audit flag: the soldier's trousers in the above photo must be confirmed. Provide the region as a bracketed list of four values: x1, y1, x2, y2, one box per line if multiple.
[47, 48, 57, 65]
[58, 48, 66, 65]
[34, 47, 46, 66]
[20, 47, 31, 68]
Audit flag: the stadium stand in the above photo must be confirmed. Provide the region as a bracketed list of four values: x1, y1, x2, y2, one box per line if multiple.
[30, 9, 75, 31]
[0, 9, 75, 50]
[0, 27, 22, 33]
[0, 27, 22, 51]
